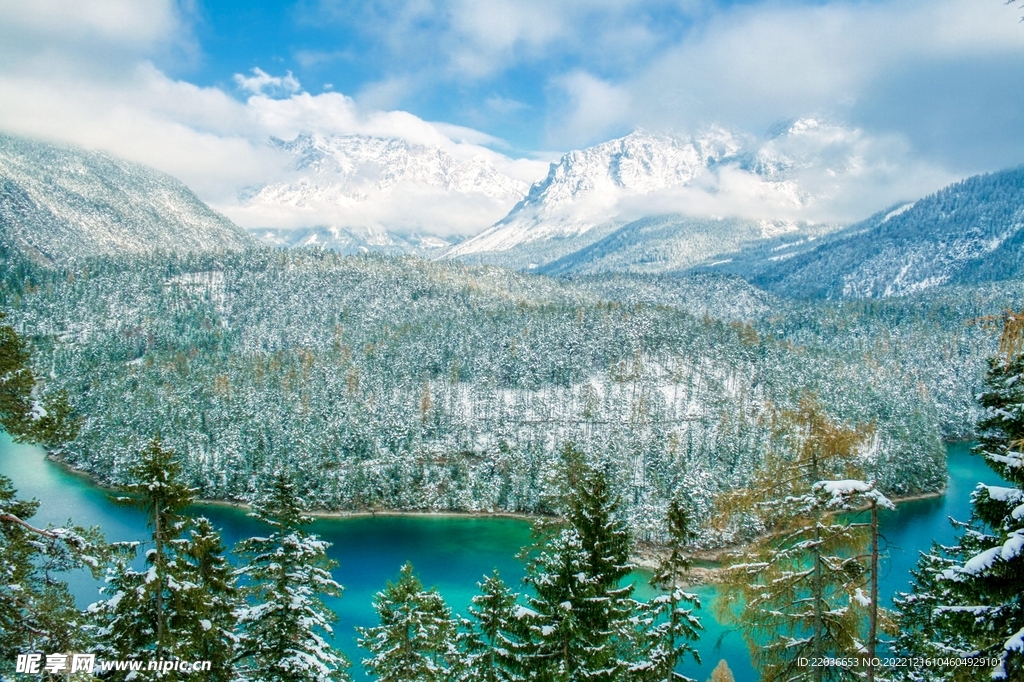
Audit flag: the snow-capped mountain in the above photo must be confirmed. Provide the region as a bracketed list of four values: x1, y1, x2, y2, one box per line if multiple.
[446, 128, 747, 259]
[0, 133, 255, 266]
[235, 133, 529, 242]
[444, 120, 868, 270]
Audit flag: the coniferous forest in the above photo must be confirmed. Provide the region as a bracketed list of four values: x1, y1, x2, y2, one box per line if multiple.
[1, 238, 1023, 680]
[2, 247, 1009, 538]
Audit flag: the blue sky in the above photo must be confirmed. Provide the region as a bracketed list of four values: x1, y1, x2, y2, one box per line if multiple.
[0, 0, 1022, 224]
[176, 0, 1024, 158]
[180, 0, 716, 155]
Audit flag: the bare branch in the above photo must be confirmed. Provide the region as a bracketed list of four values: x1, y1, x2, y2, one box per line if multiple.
[0, 512, 59, 538]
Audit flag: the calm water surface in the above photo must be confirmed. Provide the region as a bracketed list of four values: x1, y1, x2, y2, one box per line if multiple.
[0, 436, 999, 680]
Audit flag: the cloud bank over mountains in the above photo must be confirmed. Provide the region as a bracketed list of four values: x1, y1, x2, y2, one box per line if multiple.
[0, 0, 1021, 237]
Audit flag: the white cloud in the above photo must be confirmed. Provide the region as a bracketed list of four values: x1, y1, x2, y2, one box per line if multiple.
[0, 61, 551, 229]
[311, 0, 673, 82]
[0, 0, 184, 49]
[546, 71, 631, 148]
[621, 0, 1024, 145]
[1, 0, 1020, 238]
[234, 68, 302, 97]
[225, 184, 519, 236]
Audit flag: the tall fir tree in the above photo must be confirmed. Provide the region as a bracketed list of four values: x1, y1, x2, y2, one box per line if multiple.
[357, 562, 456, 681]
[0, 312, 103, 677]
[895, 310, 1024, 681]
[234, 472, 349, 682]
[0, 476, 106, 676]
[517, 443, 642, 680]
[176, 517, 238, 680]
[90, 437, 233, 680]
[641, 492, 702, 682]
[0, 312, 78, 447]
[713, 398, 879, 682]
[0, 314, 34, 439]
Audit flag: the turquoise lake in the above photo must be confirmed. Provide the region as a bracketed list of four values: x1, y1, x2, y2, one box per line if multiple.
[0, 436, 1002, 680]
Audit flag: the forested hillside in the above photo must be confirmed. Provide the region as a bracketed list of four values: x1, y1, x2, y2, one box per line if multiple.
[537, 216, 830, 277]
[2, 248, 1009, 544]
[0, 133, 256, 266]
[717, 166, 1024, 299]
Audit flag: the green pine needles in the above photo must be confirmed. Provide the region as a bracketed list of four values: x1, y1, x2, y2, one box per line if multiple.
[895, 312, 1024, 681]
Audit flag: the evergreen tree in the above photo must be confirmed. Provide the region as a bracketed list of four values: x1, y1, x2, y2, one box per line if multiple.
[176, 517, 238, 680]
[0, 316, 103, 676]
[357, 562, 456, 681]
[713, 398, 877, 682]
[517, 443, 640, 680]
[0, 313, 35, 439]
[895, 311, 1024, 681]
[90, 437, 231, 679]
[641, 493, 702, 681]
[456, 570, 525, 681]
[234, 472, 350, 682]
[0, 312, 78, 447]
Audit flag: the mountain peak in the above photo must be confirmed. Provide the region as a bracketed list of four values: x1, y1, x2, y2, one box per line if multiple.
[446, 126, 749, 260]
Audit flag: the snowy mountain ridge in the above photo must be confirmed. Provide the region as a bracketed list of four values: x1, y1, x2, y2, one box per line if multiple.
[248, 132, 528, 205]
[0, 132, 256, 266]
[445, 119, 860, 267]
[446, 127, 747, 258]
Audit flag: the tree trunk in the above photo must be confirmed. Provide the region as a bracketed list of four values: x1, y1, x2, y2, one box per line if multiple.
[866, 501, 879, 682]
[811, 449, 823, 682]
[813, 522, 824, 682]
[154, 498, 164, 658]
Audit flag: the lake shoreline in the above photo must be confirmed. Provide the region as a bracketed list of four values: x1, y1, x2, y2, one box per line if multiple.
[44, 452, 545, 523]
[45, 450, 948, 579]
[631, 486, 947, 582]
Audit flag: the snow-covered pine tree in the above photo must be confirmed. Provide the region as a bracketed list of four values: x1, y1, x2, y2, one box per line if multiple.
[517, 443, 640, 680]
[810, 479, 894, 682]
[176, 517, 238, 680]
[641, 493, 702, 681]
[455, 570, 525, 681]
[0, 312, 77, 447]
[234, 472, 349, 682]
[0, 475, 106, 676]
[357, 562, 456, 681]
[895, 310, 1024, 681]
[713, 398, 877, 682]
[89, 437, 221, 679]
[0, 313, 34, 439]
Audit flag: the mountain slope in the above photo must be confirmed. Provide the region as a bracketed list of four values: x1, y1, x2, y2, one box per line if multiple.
[247, 225, 459, 257]
[0, 133, 256, 265]
[731, 166, 1024, 298]
[444, 120, 877, 271]
[537, 215, 835, 276]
